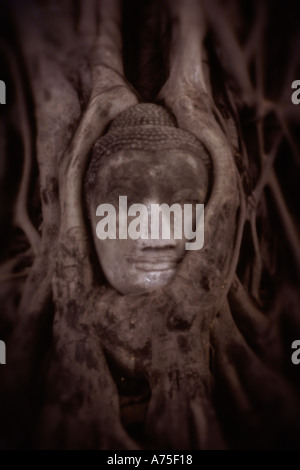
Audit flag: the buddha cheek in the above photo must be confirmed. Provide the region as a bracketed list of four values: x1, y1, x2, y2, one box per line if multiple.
[96, 238, 136, 294]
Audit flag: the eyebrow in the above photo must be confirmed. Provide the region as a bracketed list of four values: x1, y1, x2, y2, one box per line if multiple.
[107, 175, 134, 184]
[106, 176, 135, 189]
[105, 177, 149, 197]
[168, 174, 203, 188]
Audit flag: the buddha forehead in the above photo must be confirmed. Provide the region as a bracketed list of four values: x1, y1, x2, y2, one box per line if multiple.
[94, 148, 208, 200]
[100, 148, 200, 171]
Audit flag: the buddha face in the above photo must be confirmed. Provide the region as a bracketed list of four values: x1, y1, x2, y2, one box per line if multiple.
[88, 149, 208, 295]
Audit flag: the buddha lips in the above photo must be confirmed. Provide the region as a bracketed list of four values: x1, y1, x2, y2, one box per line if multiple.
[95, 196, 204, 251]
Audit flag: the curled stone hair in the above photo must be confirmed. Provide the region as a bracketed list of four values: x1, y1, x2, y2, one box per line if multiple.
[84, 103, 211, 197]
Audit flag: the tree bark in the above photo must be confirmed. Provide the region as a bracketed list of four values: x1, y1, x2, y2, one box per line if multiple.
[0, 0, 300, 450]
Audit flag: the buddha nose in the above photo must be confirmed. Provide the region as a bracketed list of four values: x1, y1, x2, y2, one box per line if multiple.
[141, 237, 177, 250]
[139, 200, 179, 249]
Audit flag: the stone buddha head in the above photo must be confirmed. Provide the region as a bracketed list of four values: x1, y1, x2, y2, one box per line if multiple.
[85, 103, 211, 295]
